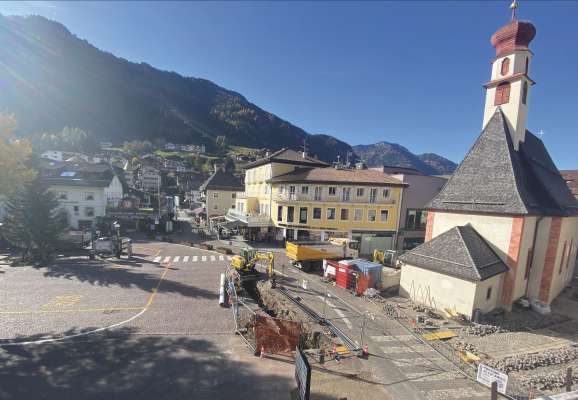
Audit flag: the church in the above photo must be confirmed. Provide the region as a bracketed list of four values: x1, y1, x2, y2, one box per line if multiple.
[398, 8, 578, 318]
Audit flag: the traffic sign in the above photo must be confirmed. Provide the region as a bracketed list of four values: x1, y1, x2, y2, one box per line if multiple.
[477, 363, 508, 394]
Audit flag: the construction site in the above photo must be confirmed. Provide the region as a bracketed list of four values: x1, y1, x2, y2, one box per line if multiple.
[218, 239, 578, 400]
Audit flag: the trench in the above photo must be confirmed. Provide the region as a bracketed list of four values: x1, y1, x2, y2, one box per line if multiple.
[238, 277, 333, 352]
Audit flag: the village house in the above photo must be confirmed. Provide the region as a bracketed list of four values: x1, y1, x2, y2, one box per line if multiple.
[399, 16, 578, 318]
[199, 168, 244, 219]
[561, 170, 578, 200]
[40, 161, 124, 230]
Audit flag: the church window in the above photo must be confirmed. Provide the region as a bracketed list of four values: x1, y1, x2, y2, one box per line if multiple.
[494, 82, 511, 105]
[500, 58, 510, 76]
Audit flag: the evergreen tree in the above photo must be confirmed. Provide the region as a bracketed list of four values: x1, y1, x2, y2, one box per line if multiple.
[3, 179, 68, 263]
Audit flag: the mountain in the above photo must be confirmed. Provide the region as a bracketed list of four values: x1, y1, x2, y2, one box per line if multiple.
[352, 141, 456, 175]
[0, 15, 352, 162]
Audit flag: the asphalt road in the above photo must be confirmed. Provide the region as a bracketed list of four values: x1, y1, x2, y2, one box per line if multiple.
[0, 242, 295, 400]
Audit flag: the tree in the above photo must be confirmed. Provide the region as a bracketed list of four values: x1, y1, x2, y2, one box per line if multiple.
[122, 140, 153, 155]
[32, 126, 99, 154]
[3, 178, 68, 263]
[0, 114, 36, 197]
[215, 135, 227, 155]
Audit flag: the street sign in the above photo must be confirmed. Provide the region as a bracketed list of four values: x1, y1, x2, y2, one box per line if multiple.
[294, 347, 311, 400]
[477, 363, 508, 394]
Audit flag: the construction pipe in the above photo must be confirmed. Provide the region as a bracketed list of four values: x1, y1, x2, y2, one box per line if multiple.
[219, 273, 226, 307]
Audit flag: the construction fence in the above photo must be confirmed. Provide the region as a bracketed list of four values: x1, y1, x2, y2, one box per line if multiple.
[228, 275, 303, 355]
[380, 301, 538, 400]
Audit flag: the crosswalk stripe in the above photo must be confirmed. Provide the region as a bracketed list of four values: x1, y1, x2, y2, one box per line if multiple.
[227, 256, 232, 261]
[219, 255, 224, 261]
[163, 256, 171, 263]
[202, 256, 207, 262]
[173, 256, 180, 262]
[210, 255, 216, 262]
[153, 256, 162, 263]
[193, 256, 198, 262]
[183, 256, 189, 262]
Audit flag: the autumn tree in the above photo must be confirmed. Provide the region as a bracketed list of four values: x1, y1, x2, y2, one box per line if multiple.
[0, 114, 36, 197]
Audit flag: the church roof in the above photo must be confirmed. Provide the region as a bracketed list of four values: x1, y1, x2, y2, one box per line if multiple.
[398, 224, 508, 282]
[428, 109, 578, 216]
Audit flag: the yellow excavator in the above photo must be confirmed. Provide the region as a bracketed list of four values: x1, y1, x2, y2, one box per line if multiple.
[230, 249, 275, 281]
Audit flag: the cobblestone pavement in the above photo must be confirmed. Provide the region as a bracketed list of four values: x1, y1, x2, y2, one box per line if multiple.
[0, 242, 295, 400]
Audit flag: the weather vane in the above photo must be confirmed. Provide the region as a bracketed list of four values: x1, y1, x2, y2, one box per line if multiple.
[510, 0, 519, 21]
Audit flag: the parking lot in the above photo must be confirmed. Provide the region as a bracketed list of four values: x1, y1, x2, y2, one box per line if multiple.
[0, 241, 296, 400]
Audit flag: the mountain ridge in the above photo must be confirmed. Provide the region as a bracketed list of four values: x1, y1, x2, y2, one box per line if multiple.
[353, 141, 456, 175]
[0, 14, 456, 173]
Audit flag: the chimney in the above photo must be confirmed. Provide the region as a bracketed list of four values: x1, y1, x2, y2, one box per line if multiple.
[302, 151, 307, 159]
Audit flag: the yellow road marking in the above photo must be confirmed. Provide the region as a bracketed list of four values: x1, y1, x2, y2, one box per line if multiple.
[0, 251, 170, 316]
[143, 263, 170, 309]
[42, 295, 83, 309]
[0, 307, 143, 315]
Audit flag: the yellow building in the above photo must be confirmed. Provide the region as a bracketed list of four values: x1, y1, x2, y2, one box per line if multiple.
[227, 148, 407, 256]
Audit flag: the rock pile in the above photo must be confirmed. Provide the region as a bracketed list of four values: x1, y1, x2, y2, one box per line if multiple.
[487, 346, 578, 373]
[463, 323, 508, 337]
[521, 371, 577, 391]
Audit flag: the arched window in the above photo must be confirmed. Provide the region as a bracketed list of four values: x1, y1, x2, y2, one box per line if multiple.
[501, 58, 510, 76]
[522, 81, 528, 105]
[494, 82, 511, 106]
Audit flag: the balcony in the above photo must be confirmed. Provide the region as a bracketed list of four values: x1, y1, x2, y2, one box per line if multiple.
[275, 192, 396, 205]
[226, 209, 271, 227]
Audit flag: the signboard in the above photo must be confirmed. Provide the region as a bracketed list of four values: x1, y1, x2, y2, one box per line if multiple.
[294, 347, 311, 400]
[477, 363, 508, 394]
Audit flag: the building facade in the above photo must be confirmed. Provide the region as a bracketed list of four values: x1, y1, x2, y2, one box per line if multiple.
[399, 15, 578, 318]
[229, 149, 406, 255]
[200, 169, 244, 218]
[137, 165, 161, 192]
[41, 161, 124, 230]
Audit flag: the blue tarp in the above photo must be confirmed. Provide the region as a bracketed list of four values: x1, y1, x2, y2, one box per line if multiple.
[351, 258, 382, 286]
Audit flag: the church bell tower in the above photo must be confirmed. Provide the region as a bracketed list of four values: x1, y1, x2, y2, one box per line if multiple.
[482, 1, 536, 151]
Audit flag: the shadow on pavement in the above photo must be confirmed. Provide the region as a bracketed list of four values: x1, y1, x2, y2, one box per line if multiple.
[38, 259, 218, 300]
[0, 327, 296, 400]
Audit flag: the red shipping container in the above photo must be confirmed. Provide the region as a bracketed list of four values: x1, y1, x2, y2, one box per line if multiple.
[336, 264, 355, 290]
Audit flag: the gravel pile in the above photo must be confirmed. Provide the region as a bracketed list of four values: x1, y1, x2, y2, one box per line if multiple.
[521, 371, 577, 391]
[452, 340, 479, 354]
[463, 323, 508, 337]
[487, 346, 578, 373]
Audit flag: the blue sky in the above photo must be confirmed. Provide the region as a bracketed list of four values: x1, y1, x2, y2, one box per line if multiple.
[1, 1, 576, 168]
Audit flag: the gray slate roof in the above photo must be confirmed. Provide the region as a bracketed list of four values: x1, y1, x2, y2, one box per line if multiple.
[199, 169, 244, 192]
[244, 148, 329, 169]
[398, 224, 508, 281]
[428, 109, 578, 216]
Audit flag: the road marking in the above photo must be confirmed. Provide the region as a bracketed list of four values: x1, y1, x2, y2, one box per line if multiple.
[219, 255, 224, 261]
[202, 256, 207, 262]
[42, 295, 83, 309]
[183, 256, 189, 262]
[173, 256, 180, 262]
[317, 296, 352, 329]
[227, 256, 232, 261]
[0, 263, 171, 346]
[163, 256, 171, 263]
[0, 306, 143, 315]
[210, 255, 216, 262]
[193, 256, 198, 262]
[153, 256, 162, 263]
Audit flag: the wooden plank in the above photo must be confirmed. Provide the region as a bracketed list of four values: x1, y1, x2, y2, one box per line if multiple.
[422, 330, 457, 341]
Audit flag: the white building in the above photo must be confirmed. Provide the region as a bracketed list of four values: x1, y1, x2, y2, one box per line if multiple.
[137, 165, 161, 192]
[41, 162, 124, 230]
